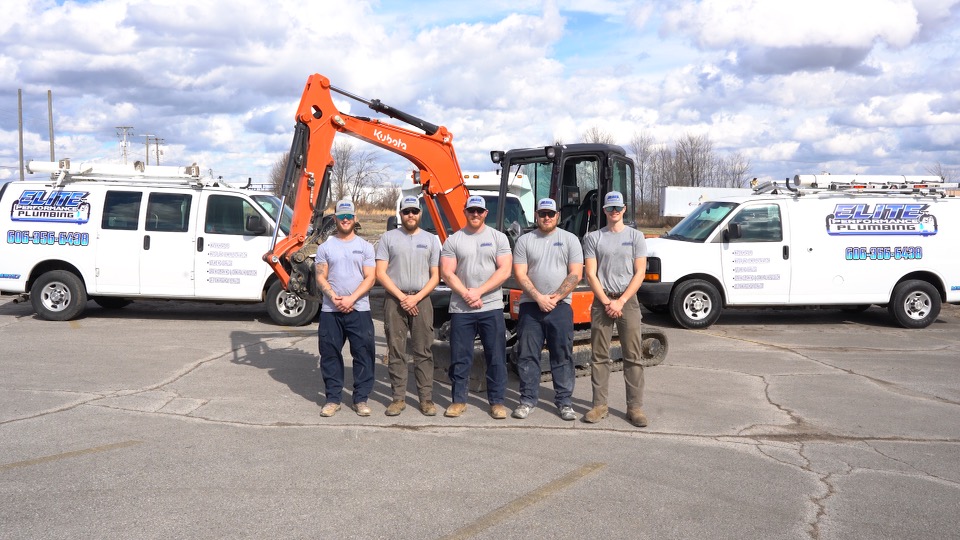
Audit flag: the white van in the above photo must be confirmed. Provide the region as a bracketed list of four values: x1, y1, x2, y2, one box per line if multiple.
[638, 175, 960, 329]
[0, 159, 318, 325]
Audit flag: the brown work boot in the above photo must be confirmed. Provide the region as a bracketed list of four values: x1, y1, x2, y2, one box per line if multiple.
[489, 404, 508, 420]
[385, 400, 406, 416]
[319, 402, 341, 417]
[627, 407, 648, 428]
[353, 402, 372, 417]
[419, 400, 437, 416]
[444, 403, 467, 418]
[583, 405, 609, 423]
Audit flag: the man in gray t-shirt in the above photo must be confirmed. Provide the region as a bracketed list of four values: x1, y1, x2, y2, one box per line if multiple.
[583, 191, 650, 428]
[315, 200, 377, 418]
[439, 195, 512, 419]
[512, 198, 584, 421]
[375, 196, 441, 416]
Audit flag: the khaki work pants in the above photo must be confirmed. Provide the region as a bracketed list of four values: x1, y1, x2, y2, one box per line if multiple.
[590, 295, 645, 408]
[383, 295, 435, 402]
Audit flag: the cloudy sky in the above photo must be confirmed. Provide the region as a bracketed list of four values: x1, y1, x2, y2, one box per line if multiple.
[2, 0, 959, 185]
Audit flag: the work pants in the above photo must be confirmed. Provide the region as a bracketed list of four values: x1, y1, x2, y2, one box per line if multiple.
[590, 295, 645, 408]
[318, 310, 376, 405]
[448, 310, 507, 406]
[515, 302, 575, 409]
[383, 295, 435, 402]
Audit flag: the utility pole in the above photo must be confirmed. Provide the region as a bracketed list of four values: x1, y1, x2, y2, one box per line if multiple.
[18, 89, 24, 181]
[141, 134, 154, 165]
[116, 126, 134, 164]
[146, 136, 165, 165]
[48, 90, 55, 161]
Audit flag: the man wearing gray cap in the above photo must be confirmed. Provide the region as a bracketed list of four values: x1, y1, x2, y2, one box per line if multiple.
[440, 195, 513, 419]
[512, 198, 584, 421]
[583, 191, 650, 427]
[315, 200, 377, 418]
[375, 196, 441, 416]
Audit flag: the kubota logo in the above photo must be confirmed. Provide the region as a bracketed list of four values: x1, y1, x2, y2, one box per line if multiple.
[373, 129, 407, 150]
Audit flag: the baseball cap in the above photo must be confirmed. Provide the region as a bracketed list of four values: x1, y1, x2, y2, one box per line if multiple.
[536, 198, 558, 212]
[400, 196, 419, 211]
[465, 195, 486, 210]
[335, 200, 355, 214]
[603, 191, 625, 208]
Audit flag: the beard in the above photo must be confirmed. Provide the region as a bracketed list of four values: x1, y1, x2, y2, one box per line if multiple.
[336, 221, 355, 235]
[538, 221, 558, 234]
[402, 217, 419, 231]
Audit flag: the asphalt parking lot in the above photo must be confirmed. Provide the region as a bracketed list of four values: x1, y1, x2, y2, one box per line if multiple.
[1, 296, 958, 539]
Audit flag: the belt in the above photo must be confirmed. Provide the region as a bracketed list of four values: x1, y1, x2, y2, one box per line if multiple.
[606, 292, 625, 300]
[402, 290, 420, 295]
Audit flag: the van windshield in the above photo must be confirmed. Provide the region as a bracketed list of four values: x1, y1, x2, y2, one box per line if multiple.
[418, 195, 529, 234]
[251, 195, 292, 235]
[663, 201, 738, 242]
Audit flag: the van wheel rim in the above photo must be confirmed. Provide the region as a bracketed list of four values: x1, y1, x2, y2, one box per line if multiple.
[41, 282, 71, 312]
[276, 291, 305, 317]
[683, 291, 711, 320]
[903, 291, 931, 320]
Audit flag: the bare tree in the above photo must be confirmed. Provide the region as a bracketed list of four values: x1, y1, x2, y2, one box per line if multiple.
[347, 147, 389, 205]
[926, 162, 956, 182]
[369, 181, 401, 210]
[720, 152, 752, 188]
[628, 130, 655, 221]
[674, 133, 714, 187]
[330, 141, 354, 202]
[268, 153, 288, 196]
[580, 126, 616, 144]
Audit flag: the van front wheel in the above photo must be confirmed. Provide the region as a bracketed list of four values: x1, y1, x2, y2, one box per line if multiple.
[888, 280, 940, 329]
[266, 280, 319, 326]
[31, 270, 87, 321]
[669, 279, 722, 329]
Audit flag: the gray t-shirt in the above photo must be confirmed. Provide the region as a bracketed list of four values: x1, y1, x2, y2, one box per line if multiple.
[583, 226, 648, 294]
[513, 227, 584, 305]
[315, 235, 376, 312]
[440, 226, 511, 313]
[375, 227, 440, 292]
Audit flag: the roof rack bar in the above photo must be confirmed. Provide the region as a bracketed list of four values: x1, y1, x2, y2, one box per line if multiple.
[26, 159, 203, 187]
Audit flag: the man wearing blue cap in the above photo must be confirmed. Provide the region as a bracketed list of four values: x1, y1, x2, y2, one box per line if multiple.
[375, 196, 441, 416]
[315, 199, 377, 418]
[439, 195, 513, 419]
[512, 198, 584, 421]
[583, 191, 650, 427]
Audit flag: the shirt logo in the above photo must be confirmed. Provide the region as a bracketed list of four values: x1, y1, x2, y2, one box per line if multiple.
[352, 250, 364, 255]
[553, 242, 564, 247]
[416, 243, 429, 249]
[480, 242, 493, 247]
[622, 242, 632, 246]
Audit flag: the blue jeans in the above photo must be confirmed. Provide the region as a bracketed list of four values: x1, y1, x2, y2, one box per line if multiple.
[318, 310, 375, 405]
[449, 310, 507, 405]
[515, 302, 575, 408]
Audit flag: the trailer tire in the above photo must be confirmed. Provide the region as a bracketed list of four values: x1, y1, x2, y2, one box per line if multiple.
[669, 279, 721, 329]
[31, 270, 87, 321]
[888, 280, 940, 329]
[266, 280, 319, 326]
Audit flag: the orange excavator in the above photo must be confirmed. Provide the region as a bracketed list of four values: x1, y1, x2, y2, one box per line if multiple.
[265, 73, 667, 374]
[263, 74, 471, 302]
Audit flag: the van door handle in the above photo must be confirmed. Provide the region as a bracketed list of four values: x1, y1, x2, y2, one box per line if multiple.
[783, 245, 789, 260]
[143, 235, 150, 250]
[197, 237, 204, 252]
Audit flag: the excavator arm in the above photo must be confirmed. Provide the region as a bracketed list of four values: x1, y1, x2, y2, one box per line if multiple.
[264, 74, 472, 298]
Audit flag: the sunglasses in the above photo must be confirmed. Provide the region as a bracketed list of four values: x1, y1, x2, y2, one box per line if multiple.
[401, 208, 421, 216]
[466, 208, 487, 215]
[537, 210, 557, 218]
[604, 206, 624, 213]
[336, 214, 355, 221]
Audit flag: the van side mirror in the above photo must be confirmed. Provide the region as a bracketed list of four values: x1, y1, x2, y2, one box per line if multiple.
[726, 222, 742, 240]
[246, 215, 267, 235]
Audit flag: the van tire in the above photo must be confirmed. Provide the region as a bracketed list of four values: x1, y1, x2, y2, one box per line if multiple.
[266, 280, 319, 326]
[888, 280, 940, 329]
[31, 270, 87, 321]
[669, 279, 721, 329]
